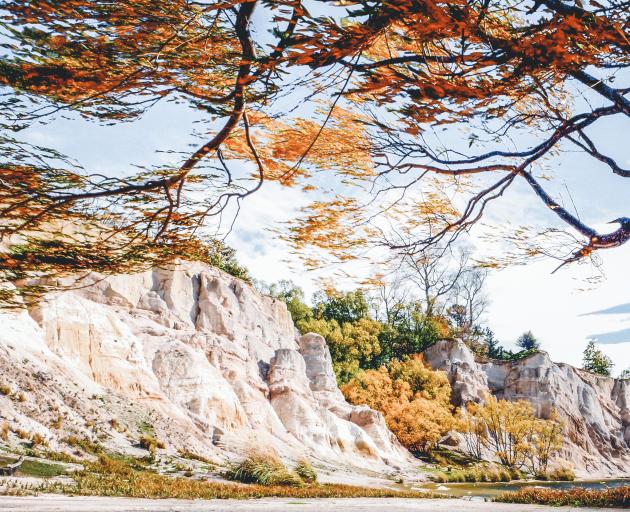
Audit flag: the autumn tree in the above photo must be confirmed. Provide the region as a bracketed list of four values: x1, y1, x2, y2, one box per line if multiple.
[342, 355, 454, 453]
[1, 0, 628, 305]
[524, 414, 565, 476]
[457, 396, 564, 471]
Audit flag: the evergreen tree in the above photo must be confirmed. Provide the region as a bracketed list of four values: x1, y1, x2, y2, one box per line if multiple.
[484, 328, 505, 359]
[582, 341, 614, 376]
[516, 331, 540, 351]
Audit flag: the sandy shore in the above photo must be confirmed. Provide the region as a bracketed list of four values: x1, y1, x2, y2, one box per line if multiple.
[0, 496, 622, 512]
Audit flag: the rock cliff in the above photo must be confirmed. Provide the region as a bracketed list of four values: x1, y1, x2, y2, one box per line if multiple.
[0, 262, 409, 476]
[424, 339, 630, 477]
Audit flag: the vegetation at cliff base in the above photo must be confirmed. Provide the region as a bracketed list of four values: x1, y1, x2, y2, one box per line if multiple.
[495, 486, 630, 508]
[2, 453, 445, 500]
[342, 356, 454, 454]
[225, 453, 305, 487]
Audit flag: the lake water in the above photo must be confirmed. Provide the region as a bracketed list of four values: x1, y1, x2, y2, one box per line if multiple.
[418, 478, 630, 499]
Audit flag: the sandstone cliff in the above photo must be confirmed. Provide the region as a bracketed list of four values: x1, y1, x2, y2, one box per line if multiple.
[424, 339, 630, 477]
[0, 262, 409, 477]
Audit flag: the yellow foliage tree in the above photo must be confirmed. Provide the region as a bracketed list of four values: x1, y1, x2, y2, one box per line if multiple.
[457, 395, 564, 471]
[341, 356, 453, 453]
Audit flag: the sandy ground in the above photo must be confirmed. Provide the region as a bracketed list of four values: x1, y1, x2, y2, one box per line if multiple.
[0, 496, 623, 512]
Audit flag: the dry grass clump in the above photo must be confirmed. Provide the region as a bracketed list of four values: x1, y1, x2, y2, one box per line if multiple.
[138, 434, 165, 455]
[1, 421, 9, 441]
[548, 467, 576, 481]
[32, 454, 445, 500]
[31, 432, 47, 447]
[431, 465, 511, 483]
[178, 450, 215, 466]
[0, 384, 11, 395]
[495, 486, 630, 508]
[225, 453, 304, 487]
[294, 458, 317, 484]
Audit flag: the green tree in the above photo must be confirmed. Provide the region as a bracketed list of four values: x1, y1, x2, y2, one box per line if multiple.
[297, 317, 382, 383]
[619, 368, 630, 380]
[314, 289, 370, 324]
[377, 301, 448, 365]
[582, 341, 614, 377]
[263, 280, 312, 324]
[516, 331, 540, 352]
[483, 328, 505, 359]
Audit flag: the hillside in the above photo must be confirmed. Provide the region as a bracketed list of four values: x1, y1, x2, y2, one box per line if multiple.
[0, 262, 410, 482]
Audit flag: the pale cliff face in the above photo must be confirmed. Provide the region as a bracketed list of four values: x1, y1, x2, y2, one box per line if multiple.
[424, 339, 630, 478]
[0, 262, 409, 472]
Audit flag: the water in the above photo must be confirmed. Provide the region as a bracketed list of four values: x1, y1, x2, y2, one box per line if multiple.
[418, 478, 630, 499]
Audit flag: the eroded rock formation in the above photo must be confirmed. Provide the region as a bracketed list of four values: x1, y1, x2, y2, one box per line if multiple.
[0, 262, 409, 473]
[425, 339, 630, 477]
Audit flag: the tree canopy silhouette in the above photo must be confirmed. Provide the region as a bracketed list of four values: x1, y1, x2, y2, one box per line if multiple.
[0, 0, 628, 303]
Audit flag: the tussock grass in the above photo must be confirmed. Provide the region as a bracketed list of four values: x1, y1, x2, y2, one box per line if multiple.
[28, 454, 445, 500]
[431, 465, 511, 483]
[225, 453, 304, 487]
[548, 467, 576, 481]
[178, 450, 216, 467]
[294, 458, 317, 484]
[138, 434, 165, 455]
[495, 486, 630, 508]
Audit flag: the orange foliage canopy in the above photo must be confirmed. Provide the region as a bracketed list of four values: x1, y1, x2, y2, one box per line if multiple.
[0, 0, 628, 302]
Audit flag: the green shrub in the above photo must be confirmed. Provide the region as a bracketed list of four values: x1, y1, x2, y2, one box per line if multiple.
[225, 453, 304, 487]
[294, 459, 317, 484]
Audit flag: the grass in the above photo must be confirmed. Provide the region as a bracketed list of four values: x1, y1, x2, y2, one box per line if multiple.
[138, 434, 165, 455]
[535, 467, 576, 481]
[495, 486, 630, 508]
[17, 459, 68, 478]
[430, 464, 512, 483]
[225, 453, 304, 487]
[294, 459, 317, 484]
[27, 454, 446, 500]
[178, 450, 216, 467]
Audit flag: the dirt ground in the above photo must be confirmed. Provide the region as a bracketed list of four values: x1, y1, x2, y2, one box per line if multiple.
[0, 495, 621, 512]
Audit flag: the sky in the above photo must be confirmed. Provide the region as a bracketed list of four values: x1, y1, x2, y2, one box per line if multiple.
[11, 15, 630, 375]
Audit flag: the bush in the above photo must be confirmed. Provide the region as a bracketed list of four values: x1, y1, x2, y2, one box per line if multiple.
[495, 486, 630, 508]
[430, 465, 513, 483]
[294, 459, 317, 484]
[139, 434, 165, 455]
[342, 356, 453, 453]
[31, 432, 46, 446]
[225, 453, 304, 487]
[549, 467, 576, 481]
[0, 384, 11, 395]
